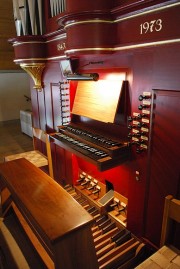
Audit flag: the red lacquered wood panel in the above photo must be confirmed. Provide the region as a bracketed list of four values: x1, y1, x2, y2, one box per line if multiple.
[65, 23, 116, 53]
[66, 0, 112, 12]
[145, 90, 180, 246]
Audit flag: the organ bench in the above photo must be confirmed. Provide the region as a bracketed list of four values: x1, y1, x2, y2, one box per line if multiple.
[0, 158, 145, 269]
[0, 158, 98, 269]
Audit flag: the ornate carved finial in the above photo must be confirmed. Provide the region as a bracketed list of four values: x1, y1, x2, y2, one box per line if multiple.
[20, 63, 45, 91]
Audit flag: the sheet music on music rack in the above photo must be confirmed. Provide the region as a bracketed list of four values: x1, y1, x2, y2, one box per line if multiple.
[12, 0, 45, 36]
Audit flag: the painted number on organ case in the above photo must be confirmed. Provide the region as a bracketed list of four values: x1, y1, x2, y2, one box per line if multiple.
[140, 19, 162, 34]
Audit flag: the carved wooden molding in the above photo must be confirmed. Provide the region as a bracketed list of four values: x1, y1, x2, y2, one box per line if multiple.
[20, 63, 45, 91]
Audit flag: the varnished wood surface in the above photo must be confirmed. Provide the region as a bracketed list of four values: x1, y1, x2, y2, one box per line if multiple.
[72, 80, 123, 123]
[12, 202, 54, 269]
[0, 0, 19, 69]
[0, 158, 93, 244]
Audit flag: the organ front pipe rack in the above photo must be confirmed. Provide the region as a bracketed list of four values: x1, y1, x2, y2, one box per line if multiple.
[50, 0, 66, 17]
[12, 0, 46, 36]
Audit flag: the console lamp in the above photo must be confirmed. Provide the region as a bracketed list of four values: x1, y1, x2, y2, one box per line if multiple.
[66, 73, 99, 81]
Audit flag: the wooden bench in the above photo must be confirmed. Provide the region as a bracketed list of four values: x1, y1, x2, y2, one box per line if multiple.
[0, 158, 99, 269]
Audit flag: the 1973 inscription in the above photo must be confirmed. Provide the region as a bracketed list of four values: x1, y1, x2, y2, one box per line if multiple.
[140, 19, 162, 34]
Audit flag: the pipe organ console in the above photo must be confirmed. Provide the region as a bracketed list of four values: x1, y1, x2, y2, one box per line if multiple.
[7, 0, 180, 260]
[0, 159, 146, 269]
[48, 78, 130, 171]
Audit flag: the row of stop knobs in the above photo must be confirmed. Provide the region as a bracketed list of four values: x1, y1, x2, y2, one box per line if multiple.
[128, 93, 151, 153]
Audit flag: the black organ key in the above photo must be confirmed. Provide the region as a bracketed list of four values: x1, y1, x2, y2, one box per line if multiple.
[110, 228, 126, 242]
[98, 218, 111, 229]
[96, 215, 106, 222]
[90, 209, 99, 216]
[60, 125, 122, 150]
[102, 222, 116, 234]
[115, 230, 131, 246]
[94, 227, 119, 247]
[95, 215, 108, 226]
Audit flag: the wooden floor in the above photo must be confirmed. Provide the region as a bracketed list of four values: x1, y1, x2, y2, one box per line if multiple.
[0, 120, 33, 163]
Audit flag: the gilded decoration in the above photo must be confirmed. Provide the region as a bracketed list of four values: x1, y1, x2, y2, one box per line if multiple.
[20, 63, 45, 91]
